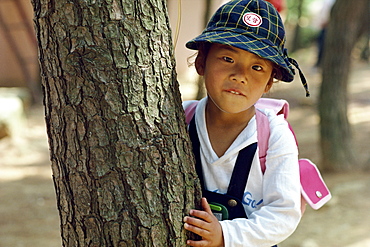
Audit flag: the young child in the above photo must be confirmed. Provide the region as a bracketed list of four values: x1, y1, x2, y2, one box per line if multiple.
[183, 0, 309, 246]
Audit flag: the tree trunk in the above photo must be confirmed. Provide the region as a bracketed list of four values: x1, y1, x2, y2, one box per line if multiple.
[290, 0, 304, 53]
[31, 0, 200, 246]
[318, 0, 368, 171]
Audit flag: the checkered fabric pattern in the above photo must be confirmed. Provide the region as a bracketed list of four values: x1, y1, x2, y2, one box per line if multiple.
[186, 0, 295, 83]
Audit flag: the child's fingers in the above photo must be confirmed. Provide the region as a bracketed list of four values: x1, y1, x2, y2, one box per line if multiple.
[184, 221, 209, 237]
[184, 215, 209, 231]
[189, 209, 213, 223]
[201, 197, 213, 215]
[184, 207, 224, 246]
[186, 239, 210, 247]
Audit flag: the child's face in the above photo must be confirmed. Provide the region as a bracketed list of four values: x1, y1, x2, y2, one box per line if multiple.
[196, 43, 274, 114]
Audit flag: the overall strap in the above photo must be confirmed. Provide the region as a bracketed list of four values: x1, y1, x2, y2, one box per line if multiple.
[188, 115, 205, 189]
[227, 142, 257, 199]
[188, 114, 256, 200]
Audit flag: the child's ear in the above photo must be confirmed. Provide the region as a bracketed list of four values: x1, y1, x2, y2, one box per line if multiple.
[195, 53, 205, 76]
[264, 77, 274, 93]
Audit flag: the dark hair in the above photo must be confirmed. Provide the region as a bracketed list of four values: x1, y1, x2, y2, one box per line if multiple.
[187, 42, 212, 67]
[272, 65, 283, 81]
[197, 42, 213, 59]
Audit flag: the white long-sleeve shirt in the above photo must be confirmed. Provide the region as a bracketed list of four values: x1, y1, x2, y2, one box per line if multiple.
[183, 98, 301, 247]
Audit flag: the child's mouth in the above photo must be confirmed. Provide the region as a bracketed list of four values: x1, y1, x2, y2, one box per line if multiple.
[230, 90, 241, 95]
[225, 89, 244, 96]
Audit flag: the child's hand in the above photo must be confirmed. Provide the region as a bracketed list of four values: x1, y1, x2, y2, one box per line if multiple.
[184, 197, 224, 247]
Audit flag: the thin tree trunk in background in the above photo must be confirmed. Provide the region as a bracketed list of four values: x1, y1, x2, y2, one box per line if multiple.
[31, 0, 200, 245]
[290, 0, 304, 52]
[318, 0, 368, 171]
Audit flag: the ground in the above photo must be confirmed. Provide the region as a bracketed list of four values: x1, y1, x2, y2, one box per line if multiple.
[0, 51, 369, 246]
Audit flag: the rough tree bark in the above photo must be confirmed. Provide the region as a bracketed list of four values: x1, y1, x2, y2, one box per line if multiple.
[318, 0, 368, 171]
[31, 0, 200, 246]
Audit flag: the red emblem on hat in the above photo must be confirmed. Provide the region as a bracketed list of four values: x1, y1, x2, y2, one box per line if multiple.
[243, 12, 262, 27]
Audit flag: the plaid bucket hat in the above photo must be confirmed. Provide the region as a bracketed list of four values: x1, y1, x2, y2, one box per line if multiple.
[186, 0, 310, 96]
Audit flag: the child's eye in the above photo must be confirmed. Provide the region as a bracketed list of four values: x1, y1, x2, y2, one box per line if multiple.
[222, 56, 234, 63]
[252, 65, 263, 71]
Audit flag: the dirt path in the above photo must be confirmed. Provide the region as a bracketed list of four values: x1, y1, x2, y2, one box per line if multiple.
[0, 54, 369, 246]
[0, 106, 61, 247]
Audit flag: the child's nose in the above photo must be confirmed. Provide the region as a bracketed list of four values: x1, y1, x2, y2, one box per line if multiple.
[230, 66, 247, 84]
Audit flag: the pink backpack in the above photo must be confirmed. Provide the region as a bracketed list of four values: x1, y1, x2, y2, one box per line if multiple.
[184, 98, 331, 212]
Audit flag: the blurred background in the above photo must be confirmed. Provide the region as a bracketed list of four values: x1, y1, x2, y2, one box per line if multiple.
[0, 0, 369, 246]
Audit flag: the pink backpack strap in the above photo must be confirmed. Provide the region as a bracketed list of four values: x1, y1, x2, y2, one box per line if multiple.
[184, 101, 199, 125]
[255, 98, 297, 173]
[255, 98, 290, 119]
[255, 109, 269, 173]
[255, 108, 298, 172]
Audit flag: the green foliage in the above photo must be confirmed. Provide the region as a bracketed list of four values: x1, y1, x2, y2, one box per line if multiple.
[285, 0, 323, 50]
[299, 26, 319, 48]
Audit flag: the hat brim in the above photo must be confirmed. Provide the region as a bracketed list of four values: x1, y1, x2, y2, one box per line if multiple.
[186, 30, 295, 82]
